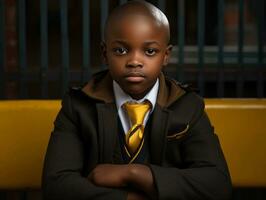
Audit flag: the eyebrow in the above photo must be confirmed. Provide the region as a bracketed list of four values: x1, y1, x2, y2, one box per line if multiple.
[111, 40, 160, 46]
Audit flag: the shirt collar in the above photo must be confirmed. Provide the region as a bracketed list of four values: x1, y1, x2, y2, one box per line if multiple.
[113, 79, 159, 112]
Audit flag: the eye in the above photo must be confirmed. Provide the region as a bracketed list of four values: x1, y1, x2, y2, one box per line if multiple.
[113, 47, 128, 55]
[145, 48, 157, 56]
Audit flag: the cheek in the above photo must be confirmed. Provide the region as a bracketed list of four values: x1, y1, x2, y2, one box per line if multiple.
[107, 59, 125, 81]
[108, 55, 125, 67]
[145, 57, 165, 71]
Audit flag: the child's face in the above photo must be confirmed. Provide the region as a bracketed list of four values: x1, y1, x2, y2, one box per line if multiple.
[103, 15, 172, 100]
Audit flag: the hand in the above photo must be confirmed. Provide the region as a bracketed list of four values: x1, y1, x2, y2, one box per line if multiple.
[127, 164, 156, 199]
[88, 164, 129, 187]
[88, 164, 156, 199]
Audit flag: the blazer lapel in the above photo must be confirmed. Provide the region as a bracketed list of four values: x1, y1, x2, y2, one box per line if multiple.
[96, 103, 119, 163]
[150, 105, 171, 165]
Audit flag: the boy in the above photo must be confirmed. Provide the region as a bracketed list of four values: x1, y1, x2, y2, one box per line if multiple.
[42, 1, 232, 199]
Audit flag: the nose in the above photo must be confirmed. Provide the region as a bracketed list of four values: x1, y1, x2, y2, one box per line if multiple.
[126, 51, 143, 68]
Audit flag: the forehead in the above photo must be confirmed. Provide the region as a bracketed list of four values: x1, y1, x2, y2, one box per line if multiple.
[105, 14, 167, 44]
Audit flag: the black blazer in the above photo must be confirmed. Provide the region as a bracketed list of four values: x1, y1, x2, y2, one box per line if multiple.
[42, 70, 232, 200]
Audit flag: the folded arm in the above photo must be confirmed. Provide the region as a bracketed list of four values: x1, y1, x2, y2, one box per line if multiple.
[89, 163, 156, 199]
[42, 94, 128, 200]
[149, 111, 232, 200]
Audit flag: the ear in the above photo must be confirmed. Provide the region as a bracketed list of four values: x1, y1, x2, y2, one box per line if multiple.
[163, 44, 173, 66]
[101, 41, 108, 65]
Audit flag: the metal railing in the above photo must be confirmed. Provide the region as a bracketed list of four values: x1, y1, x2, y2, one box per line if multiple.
[0, 0, 265, 100]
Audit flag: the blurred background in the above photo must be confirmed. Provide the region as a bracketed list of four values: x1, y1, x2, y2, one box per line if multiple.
[0, 0, 266, 199]
[0, 0, 265, 100]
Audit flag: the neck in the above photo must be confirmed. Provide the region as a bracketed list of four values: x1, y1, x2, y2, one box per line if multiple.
[129, 86, 154, 100]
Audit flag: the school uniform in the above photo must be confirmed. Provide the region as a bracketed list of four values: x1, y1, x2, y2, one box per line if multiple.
[42, 69, 232, 200]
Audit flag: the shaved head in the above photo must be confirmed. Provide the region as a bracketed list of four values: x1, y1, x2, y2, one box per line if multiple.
[104, 0, 170, 43]
[101, 1, 173, 100]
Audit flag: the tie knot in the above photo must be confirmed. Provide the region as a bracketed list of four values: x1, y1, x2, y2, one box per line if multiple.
[123, 101, 151, 125]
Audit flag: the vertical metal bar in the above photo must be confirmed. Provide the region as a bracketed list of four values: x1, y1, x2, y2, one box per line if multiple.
[40, 0, 48, 98]
[101, 0, 108, 69]
[158, 0, 166, 12]
[60, 0, 69, 96]
[177, 0, 185, 82]
[101, 0, 108, 40]
[82, 0, 90, 82]
[257, 0, 264, 97]
[217, 0, 224, 97]
[0, 0, 5, 99]
[0, 191, 7, 200]
[18, 0, 27, 98]
[20, 191, 27, 200]
[236, 0, 244, 97]
[197, 0, 205, 96]
[119, 0, 127, 5]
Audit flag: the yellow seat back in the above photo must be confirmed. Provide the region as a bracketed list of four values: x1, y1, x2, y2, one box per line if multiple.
[0, 99, 265, 189]
[0, 101, 60, 189]
[205, 99, 266, 187]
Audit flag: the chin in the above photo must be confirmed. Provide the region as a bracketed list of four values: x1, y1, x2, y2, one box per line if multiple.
[125, 88, 148, 100]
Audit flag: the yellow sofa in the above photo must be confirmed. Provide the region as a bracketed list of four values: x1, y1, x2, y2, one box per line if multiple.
[0, 99, 265, 189]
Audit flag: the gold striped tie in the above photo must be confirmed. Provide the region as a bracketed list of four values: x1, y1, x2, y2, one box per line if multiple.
[123, 101, 151, 156]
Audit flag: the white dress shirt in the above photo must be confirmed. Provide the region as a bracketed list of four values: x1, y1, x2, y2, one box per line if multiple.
[113, 79, 159, 134]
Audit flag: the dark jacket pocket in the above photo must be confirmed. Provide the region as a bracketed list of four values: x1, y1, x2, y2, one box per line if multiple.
[167, 124, 189, 141]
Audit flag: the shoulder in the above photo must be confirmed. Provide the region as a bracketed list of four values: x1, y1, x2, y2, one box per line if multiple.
[165, 75, 203, 109]
[62, 87, 93, 107]
[162, 75, 203, 110]
[59, 87, 99, 119]
[176, 90, 204, 109]
[168, 88, 205, 126]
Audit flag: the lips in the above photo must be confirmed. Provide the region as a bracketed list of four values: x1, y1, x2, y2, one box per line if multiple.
[124, 71, 145, 83]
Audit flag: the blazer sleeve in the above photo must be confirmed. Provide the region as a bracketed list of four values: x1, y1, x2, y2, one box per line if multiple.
[149, 97, 232, 200]
[42, 92, 127, 200]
